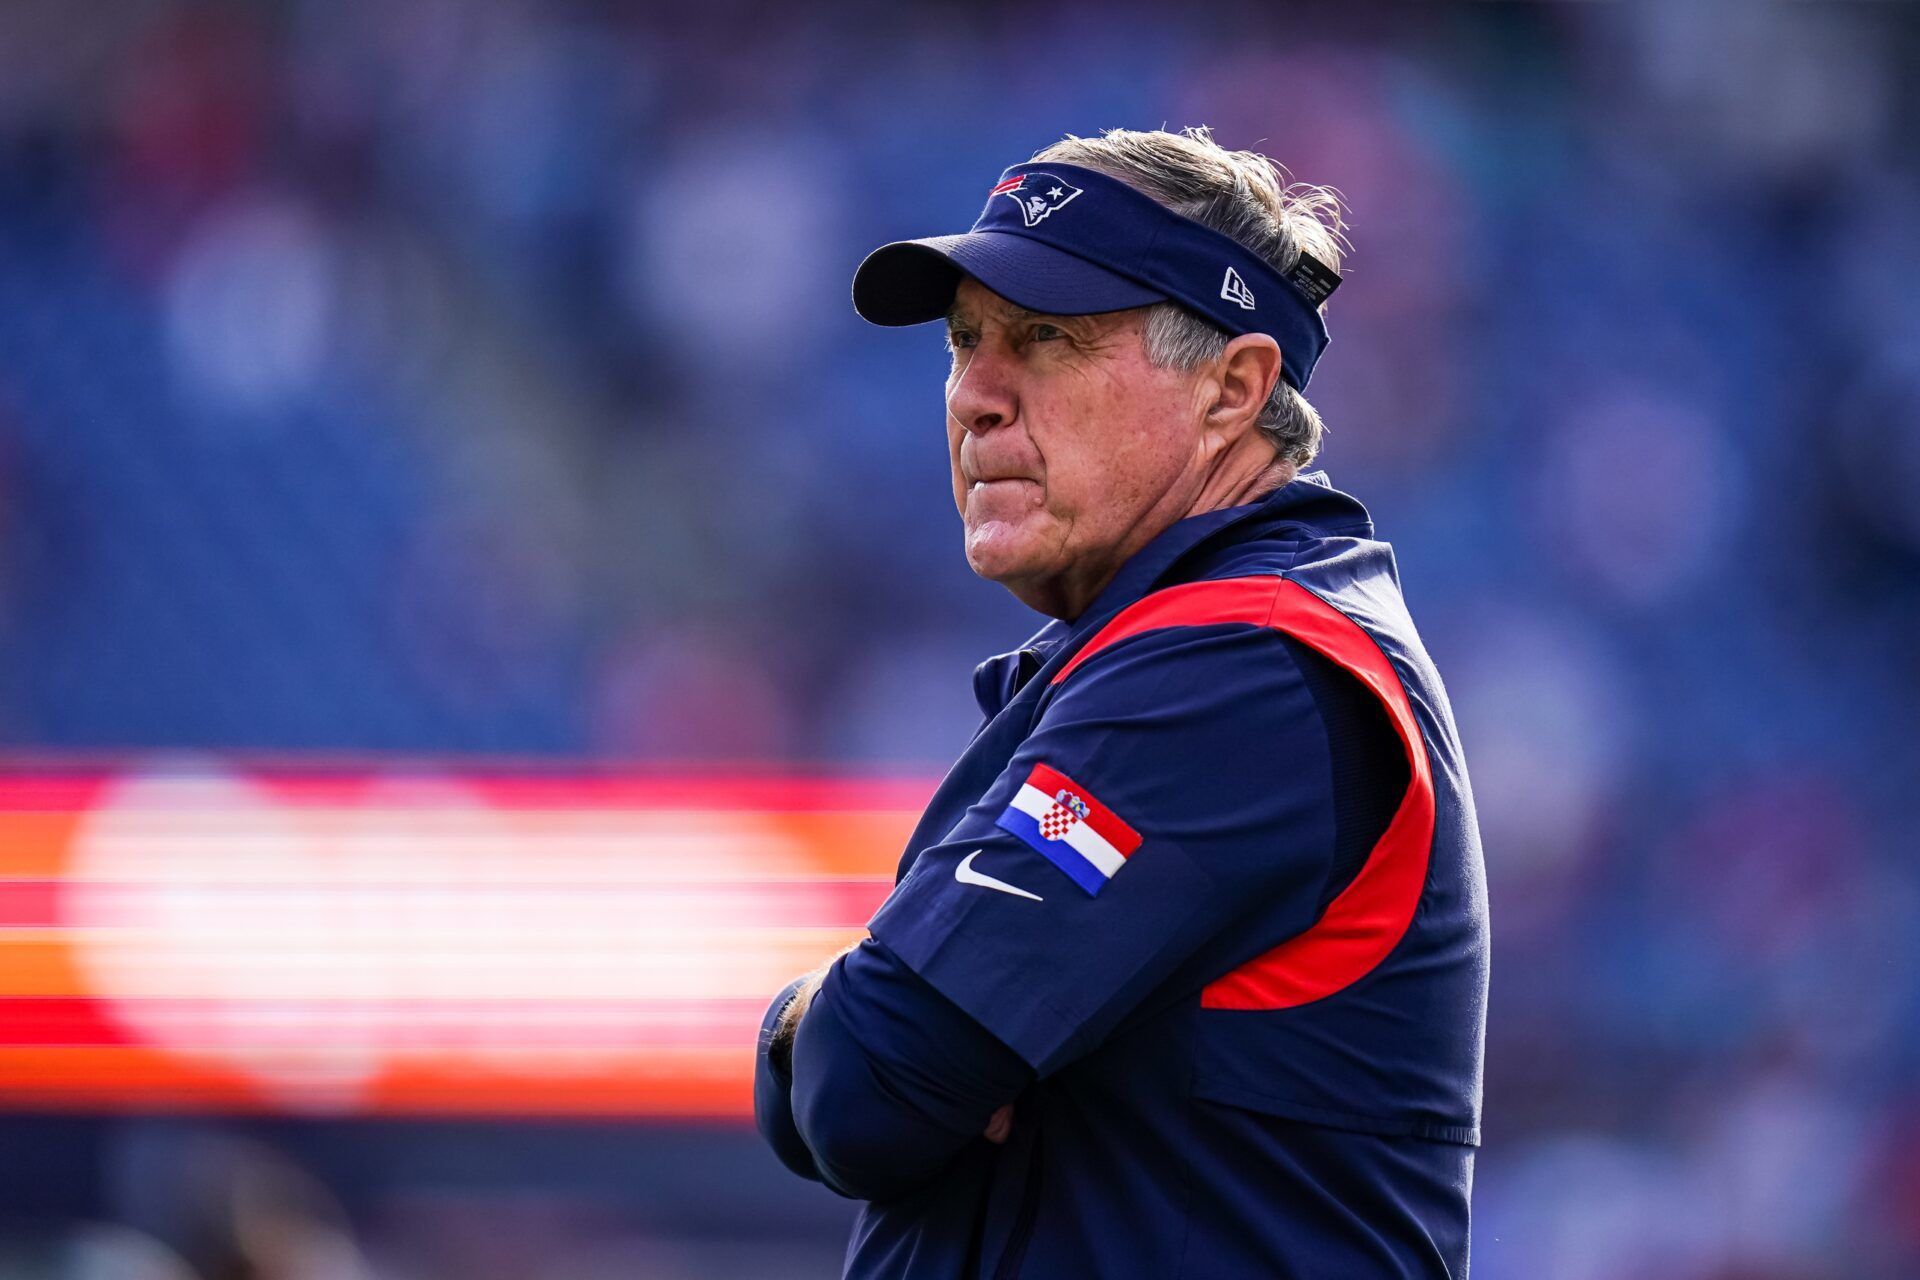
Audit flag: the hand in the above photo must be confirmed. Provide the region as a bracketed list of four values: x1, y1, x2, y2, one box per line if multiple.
[983, 1103, 1014, 1144]
[768, 943, 859, 1076]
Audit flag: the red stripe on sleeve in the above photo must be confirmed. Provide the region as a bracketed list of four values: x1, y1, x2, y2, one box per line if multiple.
[1049, 575, 1435, 1010]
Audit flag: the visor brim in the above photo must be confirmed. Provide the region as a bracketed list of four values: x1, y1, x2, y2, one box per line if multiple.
[851, 231, 1168, 326]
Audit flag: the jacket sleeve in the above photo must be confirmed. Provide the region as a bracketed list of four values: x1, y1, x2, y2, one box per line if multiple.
[864, 618, 1347, 1077]
[762, 606, 1390, 1197]
[753, 973, 825, 1184]
[782, 937, 1034, 1202]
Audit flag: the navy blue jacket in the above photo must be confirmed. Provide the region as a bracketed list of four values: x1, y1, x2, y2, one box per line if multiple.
[756, 471, 1489, 1278]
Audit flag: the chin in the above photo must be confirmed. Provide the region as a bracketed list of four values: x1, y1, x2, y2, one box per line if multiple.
[962, 524, 1043, 586]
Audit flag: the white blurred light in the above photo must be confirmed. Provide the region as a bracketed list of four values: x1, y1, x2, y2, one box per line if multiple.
[623, 129, 842, 372]
[63, 766, 863, 1110]
[1532, 387, 1742, 607]
[165, 194, 336, 417]
[1447, 610, 1632, 891]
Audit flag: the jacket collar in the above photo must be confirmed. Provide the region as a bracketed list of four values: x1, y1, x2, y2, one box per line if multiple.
[971, 469, 1372, 714]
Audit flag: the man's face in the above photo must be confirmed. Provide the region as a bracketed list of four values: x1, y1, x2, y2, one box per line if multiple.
[944, 277, 1212, 618]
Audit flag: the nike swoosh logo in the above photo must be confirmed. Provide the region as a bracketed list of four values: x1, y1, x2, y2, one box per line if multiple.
[955, 849, 1043, 902]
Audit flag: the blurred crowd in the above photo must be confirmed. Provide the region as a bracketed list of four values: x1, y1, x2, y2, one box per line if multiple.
[0, 0, 1917, 1276]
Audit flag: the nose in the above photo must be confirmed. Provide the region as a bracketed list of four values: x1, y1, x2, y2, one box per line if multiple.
[946, 338, 1017, 437]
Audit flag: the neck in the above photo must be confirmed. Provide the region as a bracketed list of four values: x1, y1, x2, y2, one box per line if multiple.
[1191, 451, 1296, 518]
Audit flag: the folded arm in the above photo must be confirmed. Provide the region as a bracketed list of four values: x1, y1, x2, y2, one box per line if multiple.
[754, 937, 1034, 1201]
[756, 596, 1393, 1196]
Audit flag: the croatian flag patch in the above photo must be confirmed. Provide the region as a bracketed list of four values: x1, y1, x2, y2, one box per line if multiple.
[995, 763, 1143, 896]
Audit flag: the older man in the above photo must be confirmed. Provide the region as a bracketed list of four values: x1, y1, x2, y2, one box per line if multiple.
[754, 127, 1488, 1279]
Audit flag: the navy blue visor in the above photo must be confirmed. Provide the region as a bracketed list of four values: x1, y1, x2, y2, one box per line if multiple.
[852, 161, 1339, 390]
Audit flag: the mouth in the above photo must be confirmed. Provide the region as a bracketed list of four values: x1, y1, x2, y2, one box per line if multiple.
[967, 476, 1038, 492]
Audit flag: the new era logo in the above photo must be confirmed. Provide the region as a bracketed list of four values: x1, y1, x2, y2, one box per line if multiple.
[1220, 267, 1256, 311]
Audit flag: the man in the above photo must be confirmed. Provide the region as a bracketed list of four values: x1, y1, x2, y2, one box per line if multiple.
[754, 126, 1489, 1278]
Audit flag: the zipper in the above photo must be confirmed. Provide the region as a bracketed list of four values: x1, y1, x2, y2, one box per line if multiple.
[990, 1125, 1044, 1280]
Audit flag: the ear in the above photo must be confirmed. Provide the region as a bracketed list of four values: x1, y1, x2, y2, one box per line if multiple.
[1204, 333, 1284, 442]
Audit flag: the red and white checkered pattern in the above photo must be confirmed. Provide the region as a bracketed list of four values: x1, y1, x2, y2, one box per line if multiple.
[1039, 794, 1083, 841]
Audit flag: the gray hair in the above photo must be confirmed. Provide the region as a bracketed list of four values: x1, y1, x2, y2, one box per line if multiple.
[1031, 127, 1348, 469]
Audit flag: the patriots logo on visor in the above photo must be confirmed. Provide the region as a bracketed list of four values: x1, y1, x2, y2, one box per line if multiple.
[991, 172, 1082, 227]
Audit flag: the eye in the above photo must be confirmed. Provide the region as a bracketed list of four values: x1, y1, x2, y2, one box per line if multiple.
[946, 329, 977, 351]
[1030, 323, 1065, 342]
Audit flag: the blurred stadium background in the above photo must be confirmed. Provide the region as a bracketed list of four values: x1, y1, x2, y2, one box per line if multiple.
[0, 1, 1916, 1276]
